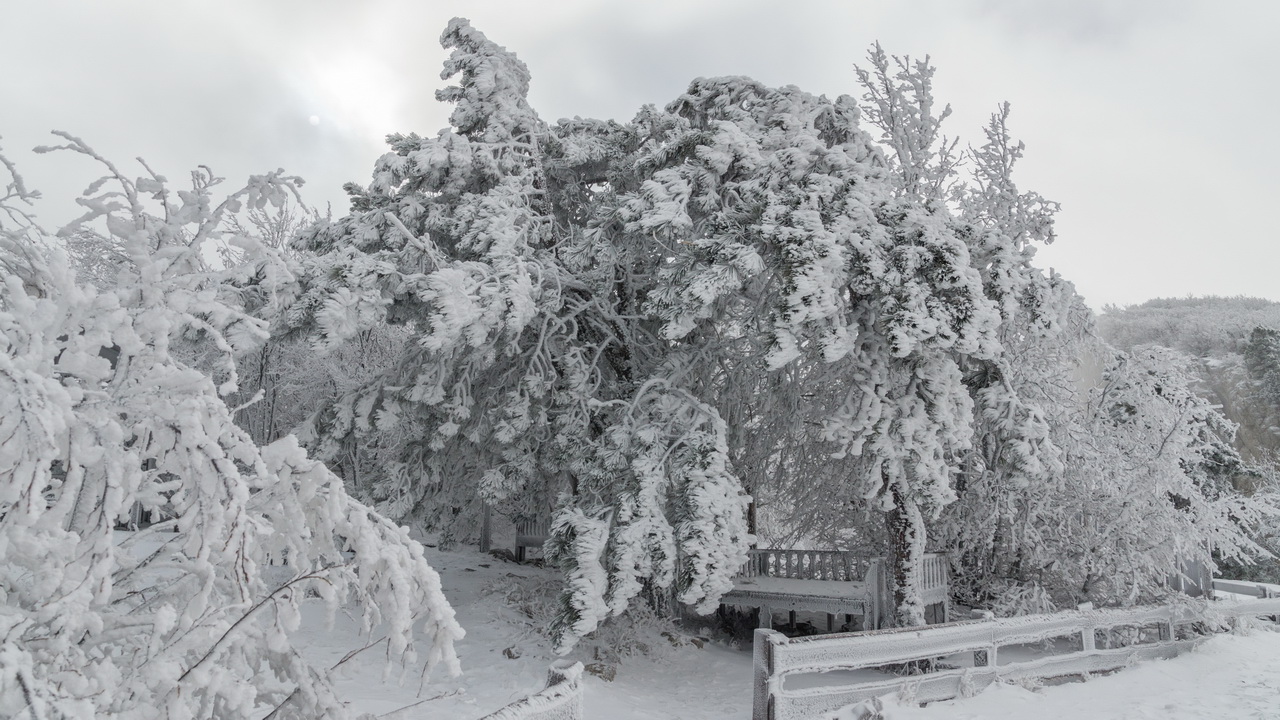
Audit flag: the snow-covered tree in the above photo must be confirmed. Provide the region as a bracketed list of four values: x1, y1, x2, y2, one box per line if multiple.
[0, 135, 462, 719]
[944, 328, 1275, 612]
[1099, 298, 1280, 462]
[931, 103, 1073, 610]
[1243, 326, 1280, 445]
[282, 19, 752, 653]
[592, 51, 1032, 626]
[286, 22, 1103, 633]
[1063, 347, 1270, 601]
[935, 117, 1274, 609]
[282, 19, 1270, 636]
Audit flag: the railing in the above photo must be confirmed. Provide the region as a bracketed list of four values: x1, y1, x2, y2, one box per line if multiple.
[738, 550, 948, 591]
[920, 554, 946, 593]
[751, 597, 1280, 720]
[739, 549, 872, 581]
[1213, 578, 1280, 599]
[479, 661, 584, 720]
[737, 550, 949, 622]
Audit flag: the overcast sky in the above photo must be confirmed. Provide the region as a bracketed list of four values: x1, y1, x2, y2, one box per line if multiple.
[4, 0, 1277, 309]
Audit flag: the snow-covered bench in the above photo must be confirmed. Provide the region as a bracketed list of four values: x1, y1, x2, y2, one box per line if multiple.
[514, 518, 551, 562]
[722, 549, 950, 632]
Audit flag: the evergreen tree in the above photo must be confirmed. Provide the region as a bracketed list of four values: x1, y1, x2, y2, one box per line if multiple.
[283, 20, 752, 652]
[1244, 326, 1280, 444]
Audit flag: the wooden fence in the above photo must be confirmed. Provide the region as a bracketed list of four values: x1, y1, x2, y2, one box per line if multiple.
[751, 597, 1280, 720]
[478, 661, 584, 720]
[1212, 578, 1280, 599]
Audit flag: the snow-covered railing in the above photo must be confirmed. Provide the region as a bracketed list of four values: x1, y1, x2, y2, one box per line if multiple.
[751, 597, 1280, 720]
[1213, 578, 1280, 599]
[740, 549, 872, 581]
[737, 550, 948, 596]
[918, 554, 950, 608]
[731, 550, 950, 630]
[479, 661, 584, 720]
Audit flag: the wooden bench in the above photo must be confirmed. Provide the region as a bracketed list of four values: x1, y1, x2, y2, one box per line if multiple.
[514, 518, 551, 562]
[722, 549, 950, 632]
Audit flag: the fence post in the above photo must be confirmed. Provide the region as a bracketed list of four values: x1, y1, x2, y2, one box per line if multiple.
[1158, 610, 1173, 642]
[549, 660, 584, 720]
[754, 629, 783, 720]
[867, 560, 881, 630]
[546, 659, 580, 686]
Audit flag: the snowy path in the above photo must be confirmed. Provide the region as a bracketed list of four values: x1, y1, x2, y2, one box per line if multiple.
[875, 628, 1280, 720]
[294, 545, 754, 719]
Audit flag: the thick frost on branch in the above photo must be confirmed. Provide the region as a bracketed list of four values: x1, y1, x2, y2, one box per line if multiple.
[546, 385, 750, 653]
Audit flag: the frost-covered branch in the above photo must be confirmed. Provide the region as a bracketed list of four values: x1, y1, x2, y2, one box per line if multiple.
[0, 142, 461, 720]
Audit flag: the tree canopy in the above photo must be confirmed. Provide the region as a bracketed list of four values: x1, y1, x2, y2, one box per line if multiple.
[278, 19, 1133, 641]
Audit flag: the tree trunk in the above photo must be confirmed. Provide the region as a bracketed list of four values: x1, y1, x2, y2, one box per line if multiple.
[886, 481, 927, 627]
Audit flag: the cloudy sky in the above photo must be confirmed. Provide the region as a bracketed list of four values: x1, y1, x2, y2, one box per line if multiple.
[4, 0, 1277, 309]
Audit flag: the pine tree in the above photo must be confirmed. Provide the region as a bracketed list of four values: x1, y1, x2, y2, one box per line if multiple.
[1244, 326, 1280, 443]
[282, 20, 752, 652]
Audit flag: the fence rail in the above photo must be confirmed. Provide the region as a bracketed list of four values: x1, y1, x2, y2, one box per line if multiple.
[1212, 578, 1280, 599]
[479, 661, 584, 720]
[752, 597, 1280, 720]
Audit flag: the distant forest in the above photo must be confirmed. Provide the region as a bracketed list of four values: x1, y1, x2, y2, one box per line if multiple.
[1100, 296, 1280, 463]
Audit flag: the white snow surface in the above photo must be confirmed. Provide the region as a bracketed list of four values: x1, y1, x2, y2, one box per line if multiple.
[293, 544, 753, 719]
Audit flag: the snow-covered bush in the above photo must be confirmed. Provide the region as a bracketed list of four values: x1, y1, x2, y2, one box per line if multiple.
[0, 136, 462, 719]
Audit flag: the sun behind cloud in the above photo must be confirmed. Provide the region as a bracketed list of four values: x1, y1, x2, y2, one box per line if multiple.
[291, 51, 402, 146]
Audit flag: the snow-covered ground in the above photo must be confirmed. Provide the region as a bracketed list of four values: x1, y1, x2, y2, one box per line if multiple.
[291, 547, 1280, 719]
[293, 544, 753, 719]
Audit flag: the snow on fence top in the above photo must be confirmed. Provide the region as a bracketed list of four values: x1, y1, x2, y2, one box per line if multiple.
[478, 661, 584, 720]
[752, 597, 1280, 720]
[1212, 578, 1280, 599]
